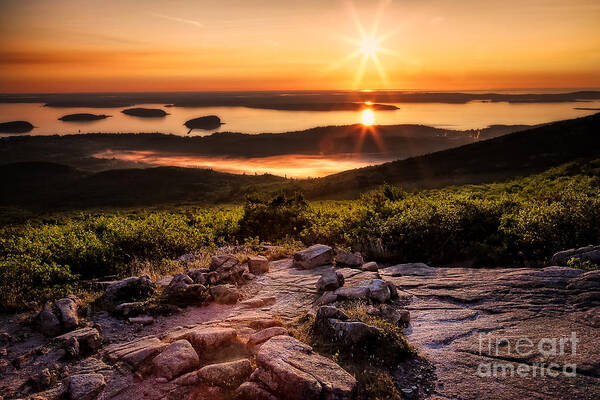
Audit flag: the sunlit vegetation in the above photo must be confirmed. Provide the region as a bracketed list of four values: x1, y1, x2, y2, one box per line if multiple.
[1, 160, 599, 311]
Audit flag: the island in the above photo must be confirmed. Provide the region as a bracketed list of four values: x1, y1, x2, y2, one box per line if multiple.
[121, 108, 168, 118]
[0, 120, 34, 133]
[58, 113, 110, 122]
[184, 115, 223, 132]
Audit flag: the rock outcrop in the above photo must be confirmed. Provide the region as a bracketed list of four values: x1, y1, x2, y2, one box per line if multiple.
[551, 245, 600, 266]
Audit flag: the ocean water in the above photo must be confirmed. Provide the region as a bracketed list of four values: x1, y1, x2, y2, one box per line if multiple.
[1, 100, 599, 136]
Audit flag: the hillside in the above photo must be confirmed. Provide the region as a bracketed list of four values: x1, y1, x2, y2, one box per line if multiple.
[301, 112, 600, 197]
[1, 113, 598, 210]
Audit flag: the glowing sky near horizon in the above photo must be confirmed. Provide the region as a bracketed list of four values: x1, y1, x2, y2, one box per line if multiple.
[1, 0, 599, 92]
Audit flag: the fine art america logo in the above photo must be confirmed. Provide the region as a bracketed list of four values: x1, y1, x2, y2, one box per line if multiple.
[476, 332, 579, 378]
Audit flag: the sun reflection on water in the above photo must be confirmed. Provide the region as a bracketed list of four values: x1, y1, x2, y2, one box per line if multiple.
[361, 108, 375, 125]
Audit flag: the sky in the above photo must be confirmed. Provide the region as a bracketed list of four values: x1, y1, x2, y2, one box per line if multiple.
[1, 0, 599, 93]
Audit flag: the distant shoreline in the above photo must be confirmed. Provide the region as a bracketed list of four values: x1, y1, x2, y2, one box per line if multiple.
[1, 90, 599, 110]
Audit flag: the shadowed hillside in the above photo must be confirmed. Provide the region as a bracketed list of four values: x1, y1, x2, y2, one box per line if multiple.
[1, 113, 598, 210]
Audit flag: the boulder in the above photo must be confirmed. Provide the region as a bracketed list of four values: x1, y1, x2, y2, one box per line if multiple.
[334, 250, 364, 268]
[55, 327, 103, 354]
[55, 297, 79, 330]
[361, 261, 379, 272]
[104, 335, 168, 367]
[316, 268, 345, 292]
[293, 245, 334, 269]
[247, 327, 289, 347]
[253, 335, 356, 400]
[334, 286, 370, 300]
[236, 381, 280, 400]
[67, 373, 106, 400]
[551, 245, 600, 266]
[186, 268, 208, 285]
[165, 273, 208, 305]
[36, 302, 62, 337]
[152, 339, 199, 380]
[210, 254, 239, 272]
[104, 275, 156, 304]
[360, 279, 391, 303]
[161, 326, 238, 354]
[210, 284, 240, 304]
[248, 255, 270, 274]
[197, 358, 253, 387]
[328, 319, 381, 347]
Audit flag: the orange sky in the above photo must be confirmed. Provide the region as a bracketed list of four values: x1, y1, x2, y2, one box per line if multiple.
[1, 0, 599, 93]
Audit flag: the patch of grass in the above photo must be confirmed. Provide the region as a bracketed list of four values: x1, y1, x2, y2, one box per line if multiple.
[288, 303, 414, 400]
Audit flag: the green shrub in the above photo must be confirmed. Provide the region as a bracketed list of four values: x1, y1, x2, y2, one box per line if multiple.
[237, 192, 309, 242]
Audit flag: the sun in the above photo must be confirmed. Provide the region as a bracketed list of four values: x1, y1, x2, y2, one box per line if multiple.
[359, 36, 379, 57]
[361, 109, 375, 126]
[323, 1, 398, 89]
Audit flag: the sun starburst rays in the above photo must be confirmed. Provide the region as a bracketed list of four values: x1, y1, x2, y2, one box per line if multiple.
[325, 1, 396, 89]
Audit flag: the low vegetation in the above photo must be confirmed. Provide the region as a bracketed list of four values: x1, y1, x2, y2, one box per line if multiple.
[288, 301, 414, 400]
[1, 160, 599, 311]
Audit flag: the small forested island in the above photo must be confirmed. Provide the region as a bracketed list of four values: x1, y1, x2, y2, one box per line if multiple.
[185, 115, 223, 132]
[0, 120, 34, 133]
[121, 107, 169, 117]
[58, 113, 110, 121]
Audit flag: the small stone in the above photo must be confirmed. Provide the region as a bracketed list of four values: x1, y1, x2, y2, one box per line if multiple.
[36, 302, 62, 337]
[128, 316, 154, 325]
[361, 261, 379, 271]
[316, 268, 345, 291]
[316, 291, 338, 306]
[360, 279, 391, 303]
[334, 286, 370, 300]
[248, 255, 269, 274]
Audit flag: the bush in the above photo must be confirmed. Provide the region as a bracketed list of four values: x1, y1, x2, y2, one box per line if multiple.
[237, 192, 309, 242]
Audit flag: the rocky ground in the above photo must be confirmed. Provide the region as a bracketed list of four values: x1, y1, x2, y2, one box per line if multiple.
[0, 245, 599, 399]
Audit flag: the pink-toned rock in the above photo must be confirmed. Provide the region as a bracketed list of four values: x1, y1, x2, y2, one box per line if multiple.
[293, 245, 333, 269]
[152, 339, 199, 380]
[236, 381, 280, 400]
[247, 327, 288, 347]
[254, 335, 356, 400]
[197, 358, 253, 387]
[248, 255, 270, 274]
[161, 326, 238, 353]
[361, 261, 379, 272]
[104, 335, 167, 367]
